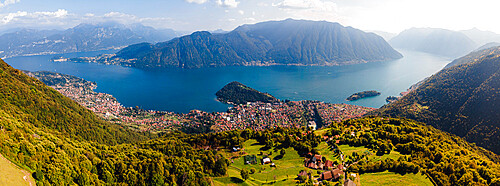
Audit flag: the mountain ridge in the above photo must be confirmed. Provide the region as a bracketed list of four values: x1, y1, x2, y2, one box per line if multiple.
[0, 22, 179, 59]
[102, 19, 403, 69]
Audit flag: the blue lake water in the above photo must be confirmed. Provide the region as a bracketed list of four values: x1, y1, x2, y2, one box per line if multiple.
[4, 49, 451, 113]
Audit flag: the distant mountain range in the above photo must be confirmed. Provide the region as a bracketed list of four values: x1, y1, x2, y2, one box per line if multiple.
[374, 46, 500, 154]
[389, 28, 476, 58]
[389, 27, 500, 58]
[460, 28, 500, 47]
[86, 19, 403, 69]
[0, 22, 180, 58]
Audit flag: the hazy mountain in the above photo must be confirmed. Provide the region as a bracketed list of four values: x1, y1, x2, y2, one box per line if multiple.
[389, 28, 476, 58]
[375, 46, 500, 153]
[113, 19, 402, 69]
[366, 30, 397, 41]
[0, 22, 179, 58]
[460, 28, 500, 47]
[444, 45, 500, 69]
[475, 42, 500, 51]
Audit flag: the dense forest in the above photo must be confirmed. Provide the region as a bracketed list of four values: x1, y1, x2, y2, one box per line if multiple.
[374, 47, 500, 154]
[216, 81, 279, 105]
[325, 117, 500, 185]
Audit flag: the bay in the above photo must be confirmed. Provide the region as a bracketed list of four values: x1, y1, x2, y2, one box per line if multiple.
[4, 49, 451, 113]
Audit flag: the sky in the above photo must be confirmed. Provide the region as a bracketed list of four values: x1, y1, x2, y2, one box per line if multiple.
[1, 0, 500, 34]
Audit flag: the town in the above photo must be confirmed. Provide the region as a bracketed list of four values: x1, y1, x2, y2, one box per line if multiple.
[26, 71, 376, 133]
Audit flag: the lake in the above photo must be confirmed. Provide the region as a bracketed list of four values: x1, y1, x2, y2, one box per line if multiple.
[4, 49, 451, 113]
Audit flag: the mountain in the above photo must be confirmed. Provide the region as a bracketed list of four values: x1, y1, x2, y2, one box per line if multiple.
[366, 30, 396, 41]
[444, 46, 500, 68]
[216, 81, 279, 105]
[475, 42, 500, 52]
[460, 28, 500, 47]
[374, 47, 500, 154]
[110, 19, 402, 69]
[389, 28, 476, 58]
[1, 57, 500, 185]
[0, 22, 179, 58]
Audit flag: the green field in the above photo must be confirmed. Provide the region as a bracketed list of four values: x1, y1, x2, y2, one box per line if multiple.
[214, 139, 427, 186]
[0, 154, 33, 186]
[214, 139, 306, 185]
[361, 171, 434, 186]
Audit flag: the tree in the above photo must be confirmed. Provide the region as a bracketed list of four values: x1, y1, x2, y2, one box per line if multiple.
[240, 169, 249, 180]
[280, 149, 286, 156]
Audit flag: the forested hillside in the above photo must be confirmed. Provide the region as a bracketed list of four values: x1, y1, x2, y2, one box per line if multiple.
[0, 59, 149, 145]
[374, 47, 500, 154]
[216, 81, 279, 105]
[107, 19, 402, 68]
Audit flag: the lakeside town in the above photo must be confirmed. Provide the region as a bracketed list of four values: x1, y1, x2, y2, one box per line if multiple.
[25, 71, 377, 133]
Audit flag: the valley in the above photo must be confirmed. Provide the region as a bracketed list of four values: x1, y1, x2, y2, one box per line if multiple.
[1, 1, 500, 184]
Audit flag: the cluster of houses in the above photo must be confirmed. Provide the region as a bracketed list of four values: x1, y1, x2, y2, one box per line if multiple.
[302, 153, 348, 182]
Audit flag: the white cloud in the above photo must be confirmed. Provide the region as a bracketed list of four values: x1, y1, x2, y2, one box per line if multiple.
[0, 10, 178, 30]
[0, 0, 20, 8]
[216, 0, 239, 8]
[184, 0, 208, 4]
[272, 0, 339, 22]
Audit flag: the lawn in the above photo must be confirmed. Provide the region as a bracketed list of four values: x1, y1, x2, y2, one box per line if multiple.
[338, 144, 403, 161]
[214, 139, 306, 185]
[0, 154, 33, 186]
[360, 171, 433, 186]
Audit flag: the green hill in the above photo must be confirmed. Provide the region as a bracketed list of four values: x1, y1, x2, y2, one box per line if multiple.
[216, 81, 279, 105]
[0, 59, 148, 145]
[374, 47, 500, 154]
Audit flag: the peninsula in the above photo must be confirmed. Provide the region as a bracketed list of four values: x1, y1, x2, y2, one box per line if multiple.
[346, 90, 381, 101]
[216, 81, 279, 105]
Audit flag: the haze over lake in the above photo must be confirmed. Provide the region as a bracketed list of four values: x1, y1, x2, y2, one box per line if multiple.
[5, 49, 450, 113]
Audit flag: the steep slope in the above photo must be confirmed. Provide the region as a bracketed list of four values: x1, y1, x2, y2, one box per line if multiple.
[0, 22, 178, 58]
[390, 28, 476, 58]
[374, 48, 500, 153]
[444, 46, 500, 68]
[0, 58, 147, 145]
[113, 19, 402, 69]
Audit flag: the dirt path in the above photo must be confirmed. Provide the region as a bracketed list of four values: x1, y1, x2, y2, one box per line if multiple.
[0, 153, 35, 186]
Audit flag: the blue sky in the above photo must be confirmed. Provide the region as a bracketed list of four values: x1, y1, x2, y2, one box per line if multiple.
[1, 0, 500, 34]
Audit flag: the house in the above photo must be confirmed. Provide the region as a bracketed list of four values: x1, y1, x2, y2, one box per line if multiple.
[344, 179, 356, 186]
[270, 163, 276, 167]
[314, 155, 322, 163]
[298, 170, 308, 177]
[307, 162, 318, 169]
[337, 164, 345, 171]
[318, 162, 324, 170]
[320, 169, 345, 181]
[324, 160, 334, 170]
[232, 147, 241, 152]
[321, 170, 333, 180]
[262, 157, 271, 164]
[332, 169, 344, 180]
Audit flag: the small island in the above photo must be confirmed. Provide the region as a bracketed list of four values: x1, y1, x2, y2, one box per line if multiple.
[216, 81, 279, 105]
[346, 90, 381, 101]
